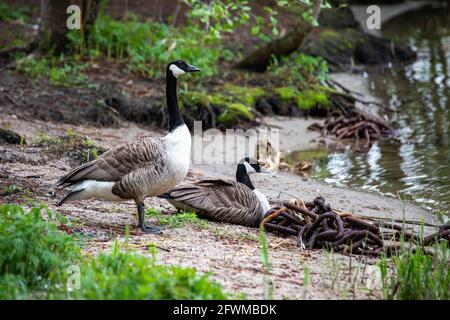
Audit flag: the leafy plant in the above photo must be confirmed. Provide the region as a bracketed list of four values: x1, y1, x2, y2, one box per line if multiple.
[185, 0, 251, 40]
[297, 0, 332, 27]
[0, 204, 227, 300]
[69, 242, 227, 300]
[16, 56, 88, 87]
[0, 204, 80, 299]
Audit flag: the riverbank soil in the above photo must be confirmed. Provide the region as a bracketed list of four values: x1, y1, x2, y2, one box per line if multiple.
[0, 0, 445, 299]
[0, 113, 438, 299]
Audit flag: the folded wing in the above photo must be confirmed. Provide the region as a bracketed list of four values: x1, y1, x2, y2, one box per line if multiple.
[56, 137, 165, 188]
[162, 179, 263, 227]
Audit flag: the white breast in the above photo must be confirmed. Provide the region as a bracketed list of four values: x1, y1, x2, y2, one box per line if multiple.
[253, 188, 271, 215]
[164, 124, 191, 183]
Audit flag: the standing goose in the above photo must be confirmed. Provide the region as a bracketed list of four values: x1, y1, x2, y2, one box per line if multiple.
[55, 60, 200, 233]
[159, 158, 271, 227]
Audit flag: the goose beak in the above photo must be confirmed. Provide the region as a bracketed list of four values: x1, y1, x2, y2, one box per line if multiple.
[186, 64, 201, 72]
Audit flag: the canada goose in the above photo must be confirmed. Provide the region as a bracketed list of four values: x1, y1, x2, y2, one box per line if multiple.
[159, 158, 271, 227]
[55, 60, 200, 233]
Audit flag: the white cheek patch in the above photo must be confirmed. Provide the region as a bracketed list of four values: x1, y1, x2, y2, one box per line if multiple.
[244, 161, 257, 174]
[169, 64, 186, 78]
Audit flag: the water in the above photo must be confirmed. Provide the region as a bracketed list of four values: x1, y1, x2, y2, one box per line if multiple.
[303, 6, 449, 216]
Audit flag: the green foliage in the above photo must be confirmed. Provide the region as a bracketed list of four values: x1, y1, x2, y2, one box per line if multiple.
[218, 103, 254, 126]
[68, 14, 225, 77]
[1, 184, 21, 196]
[224, 84, 266, 106]
[0, 204, 226, 300]
[183, 85, 263, 109]
[296, 89, 330, 109]
[182, 90, 221, 108]
[70, 242, 227, 300]
[146, 208, 209, 229]
[379, 242, 450, 300]
[182, 85, 262, 125]
[0, 204, 80, 299]
[16, 56, 88, 87]
[33, 128, 106, 163]
[0, 3, 29, 22]
[185, 0, 251, 41]
[297, 0, 332, 27]
[184, 0, 330, 44]
[269, 53, 329, 84]
[274, 85, 330, 110]
[0, 37, 25, 51]
[274, 86, 297, 101]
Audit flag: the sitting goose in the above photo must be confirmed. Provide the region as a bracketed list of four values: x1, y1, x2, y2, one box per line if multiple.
[55, 60, 200, 233]
[159, 158, 271, 227]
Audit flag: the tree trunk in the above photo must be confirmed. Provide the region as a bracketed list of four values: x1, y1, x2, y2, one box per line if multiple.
[81, 0, 100, 44]
[39, 0, 99, 54]
[236, 0, 324, 72]
[235, 21, 313, 72]
[39, 0, 71, 53]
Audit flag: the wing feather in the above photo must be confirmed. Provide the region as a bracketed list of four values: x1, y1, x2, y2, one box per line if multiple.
[56, 137, 165, 187]
[163, 180, 263, 226]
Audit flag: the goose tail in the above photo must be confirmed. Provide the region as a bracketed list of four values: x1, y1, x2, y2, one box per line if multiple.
[158, 192, 173, 200]
[57, 189, 85, 206]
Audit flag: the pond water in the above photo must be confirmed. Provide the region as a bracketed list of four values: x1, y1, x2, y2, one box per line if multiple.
[298, 6, 449, 217]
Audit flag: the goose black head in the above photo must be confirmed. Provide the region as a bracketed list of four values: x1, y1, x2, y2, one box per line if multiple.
[240, 157, 263, 174]
[236, 157, 268, 190]
[167, 60, 201, 78]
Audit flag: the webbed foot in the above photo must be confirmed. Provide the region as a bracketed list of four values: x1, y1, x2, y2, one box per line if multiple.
[139, 224, 162, 234]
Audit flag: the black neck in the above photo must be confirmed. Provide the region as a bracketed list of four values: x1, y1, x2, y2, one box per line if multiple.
[166, 70, 185, 132]
[236, 164, 255, 190]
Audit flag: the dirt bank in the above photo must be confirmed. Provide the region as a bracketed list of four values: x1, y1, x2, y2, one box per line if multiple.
[0, 110, 436, 299]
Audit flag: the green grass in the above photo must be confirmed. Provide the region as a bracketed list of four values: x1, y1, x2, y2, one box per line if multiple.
[379, 241, 450, 300]
[0, 204, 227, 300]
[146, 208, 209, 229]
[16, 55, 89, 87]
[300, 257, 310, 299]
[259, 226, 274, 300]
